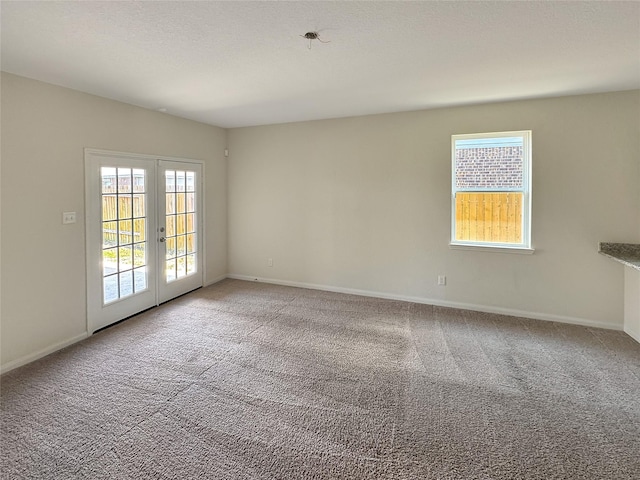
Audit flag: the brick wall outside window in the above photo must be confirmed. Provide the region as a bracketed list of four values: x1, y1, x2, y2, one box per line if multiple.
[455, 146, 523, 189]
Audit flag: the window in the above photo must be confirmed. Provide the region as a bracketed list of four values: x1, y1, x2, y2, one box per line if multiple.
[451, 130, 532, 252]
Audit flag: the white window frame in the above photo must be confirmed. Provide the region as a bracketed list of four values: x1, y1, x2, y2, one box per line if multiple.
[450, 130, 533, 253]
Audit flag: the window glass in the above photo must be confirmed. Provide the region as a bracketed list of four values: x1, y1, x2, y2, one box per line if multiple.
[452, 131, 531, 250]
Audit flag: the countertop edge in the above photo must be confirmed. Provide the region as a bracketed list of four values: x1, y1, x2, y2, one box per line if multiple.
[598, 242, 640, 271]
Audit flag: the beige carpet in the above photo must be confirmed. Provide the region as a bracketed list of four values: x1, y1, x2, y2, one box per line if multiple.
[2, 279, 639, 479]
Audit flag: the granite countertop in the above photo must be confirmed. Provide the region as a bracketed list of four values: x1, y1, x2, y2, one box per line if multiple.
[599, 242, 640, 271]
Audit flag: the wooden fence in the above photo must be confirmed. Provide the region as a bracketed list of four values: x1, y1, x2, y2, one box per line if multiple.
[102, 195, 195, 252]
[102, 193, 193, 221]
[455, 192, 523, 243]
[102, 195, 145, 220]
[102, 196, 145, 246]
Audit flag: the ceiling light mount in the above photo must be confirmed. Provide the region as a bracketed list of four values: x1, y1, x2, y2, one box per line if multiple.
[301, 31, 330, 50]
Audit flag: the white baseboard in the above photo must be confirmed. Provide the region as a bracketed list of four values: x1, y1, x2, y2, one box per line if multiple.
[2, 275, 624, 375]
[1, 332, 89, 375]
[2, 275, 226, 375]
[624, 326, 640, 343]
[204, 274, 228, 287]
[226, 274, 623, 331]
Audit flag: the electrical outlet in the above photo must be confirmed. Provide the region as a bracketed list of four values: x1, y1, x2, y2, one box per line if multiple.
[438, 275, 446, 286]
[267, 258, 273, 267]
[62, 212, 76, 224]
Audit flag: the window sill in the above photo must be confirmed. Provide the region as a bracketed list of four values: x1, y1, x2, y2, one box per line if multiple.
[449, 243, 535, 254]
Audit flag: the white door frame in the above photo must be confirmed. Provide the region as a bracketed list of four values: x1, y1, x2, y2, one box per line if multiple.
[84, 148, 205, 334]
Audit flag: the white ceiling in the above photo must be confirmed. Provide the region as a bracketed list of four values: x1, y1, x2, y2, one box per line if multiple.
[2, 1, 639, 128]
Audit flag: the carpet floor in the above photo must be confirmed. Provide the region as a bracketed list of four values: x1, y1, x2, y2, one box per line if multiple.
[1, 279, 639, 479]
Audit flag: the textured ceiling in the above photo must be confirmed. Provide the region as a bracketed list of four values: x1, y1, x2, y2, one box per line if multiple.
[2, 1, 639, 128]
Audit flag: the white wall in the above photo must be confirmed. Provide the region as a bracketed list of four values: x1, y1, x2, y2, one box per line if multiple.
[228, 91, 640, 329]
[2, 76, 637, 371]
[1, 73, 227, 370]
[624, 268, 640, 343]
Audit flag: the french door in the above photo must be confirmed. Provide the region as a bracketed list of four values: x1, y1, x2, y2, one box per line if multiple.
[85, 150, 203, 333]
[157, 160, 203, 303]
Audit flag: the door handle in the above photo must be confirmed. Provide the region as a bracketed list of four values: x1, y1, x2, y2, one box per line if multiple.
[159, 237, 166, 243]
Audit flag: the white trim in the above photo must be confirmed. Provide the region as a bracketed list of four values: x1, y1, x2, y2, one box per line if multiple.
[204, 274, 228, 287]
[200, 165, 207, 286]
[449, 243, 535, 254]
[226, 274, 621, 331]
[623, 267, 640, 343]
[1, 333, 89, 375]
[84, 148, 205, 166]
[1, 275, 223, 373]
[3, 275, 624, 374]
[625, 328, 640, 344]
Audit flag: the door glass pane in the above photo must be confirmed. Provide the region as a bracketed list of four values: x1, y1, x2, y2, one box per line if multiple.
[132, 169, 145, 193]
[118, 168, 132, 193]
[186, 193, 195, 212]
[119, 246, 133, 271]
[176, 171, 186, 191]
[176, 256, 187, 278]
[103, 221, 117, 248]
[103, 248, 117, 275]
[166, 216, 175, 237]
[165, 237, 176, 259]
[165, 170, 175, 192]
[177, 235, 186, 256]
[102, 167, 116, 193]
[133, 194, 145, 217]
[119, 219, 132, 245]
[133, 218, 146, 242]
[119, 196, 132, 218]
[186, 254, 196, 274]
[187, 233, 195, 253]
[102, 195, 117, 221]
[166, 194, 175, 214]
[101, 167, 148, 304]
[176, 214, 186, 235]
[134, 267, 147, 292]
[176, 193, 185, 213]
[104, 275, 118, 304]
[133, 243, 146, 267]
[186, 172, 195, 192]
[119, 271, 133, 297]
[166, 259, 176, 281]
[163, 169, 197, 284]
